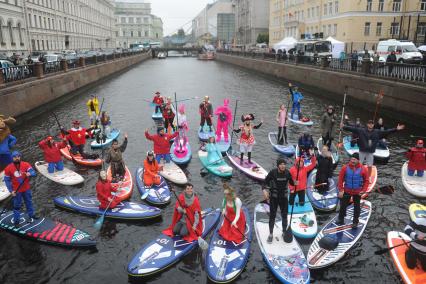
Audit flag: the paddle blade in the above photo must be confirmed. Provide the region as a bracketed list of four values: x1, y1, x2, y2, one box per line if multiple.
[198, 236, 209, 251]
[374, 248, 391, 255]
[283, 227, 293, 243]
[93, 215, 104, 230]
[378, 185, 395, 195]
[141, 191, 150, 200]
[200, 168, 208, 176]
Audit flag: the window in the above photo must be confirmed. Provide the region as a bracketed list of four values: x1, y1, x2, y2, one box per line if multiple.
[131, 31, 133, 37]
[390, 22, 400, 35]
[392, 0, 401, 12]
[138, 31, 141, 37]
[307, 8, 311, 18]
[376, 22, 382, 36]
[316, 6, 319, 17]
[145, 31, 148, 37]
[328, 2, 332, 14]
[378, 0, 384, 11]
[421, 0, 426, 11]
[129, 17, 134, 24]
[328, 24, 331, 35]
[17, 23, 23, 44]
[335, 1, 339, 13]
[8, 22, 14, 44]
[364, 22, 370, 36]
[418, 23, 426, 35]
[366, 0, 372, 11]
[324, 4, 327, 15]
[0, 19, 3, 43]
[34, 15, 37, 27]
[136, 17, 141, 23]
[333, 24, 337, 36]
[121, 17, 126, 23]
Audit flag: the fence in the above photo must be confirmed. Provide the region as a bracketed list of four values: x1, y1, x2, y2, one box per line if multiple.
[218, 50, 426, 83]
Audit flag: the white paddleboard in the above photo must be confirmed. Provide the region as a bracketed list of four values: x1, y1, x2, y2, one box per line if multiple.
[34, 161, 84, 186]
[159, 161, 188, 185]
[401, 161, 426, 197]
[288, 193, 317, 239]
[0, 171, 11, 201]
[287, 114, 314, 126]
[226, 152, 267, 181]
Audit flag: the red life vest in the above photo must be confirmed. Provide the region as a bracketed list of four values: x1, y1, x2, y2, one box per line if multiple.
[68, 127, 86, 145]
[406, 147, 426, 171]
[4, 162, 33, 192]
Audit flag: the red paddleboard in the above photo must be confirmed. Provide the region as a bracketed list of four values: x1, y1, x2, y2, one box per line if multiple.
[107, 166, 133, 201]
[60, 146, 102, 167]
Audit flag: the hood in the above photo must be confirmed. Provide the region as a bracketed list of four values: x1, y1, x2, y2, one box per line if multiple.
[223, 99, 230, 107]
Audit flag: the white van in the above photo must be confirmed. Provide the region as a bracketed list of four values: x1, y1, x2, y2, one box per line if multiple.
[376, 39, 422, 63]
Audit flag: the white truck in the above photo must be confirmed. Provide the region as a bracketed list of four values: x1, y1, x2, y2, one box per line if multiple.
[376, 39, 422, 64]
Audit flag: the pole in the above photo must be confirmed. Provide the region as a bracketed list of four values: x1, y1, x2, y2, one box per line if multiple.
[229, 100, 238, 151]
[338, 87, 347, 148]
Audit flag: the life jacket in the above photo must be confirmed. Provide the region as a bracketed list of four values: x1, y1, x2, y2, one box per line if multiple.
[345, 166, 363, 189]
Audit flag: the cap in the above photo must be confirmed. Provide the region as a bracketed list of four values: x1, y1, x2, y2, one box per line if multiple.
[147, 150, 155, 156]
[327, 105, 334, 109]
[72, 120, 80, 125]
[155, 91, 161, 95]
[47, 136, 53, 140]
[204, 96, 209, 100]
[11, 151, 21, 158]
[350, 153, 359, 159]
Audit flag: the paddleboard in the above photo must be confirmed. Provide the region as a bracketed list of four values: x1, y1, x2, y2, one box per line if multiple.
[288, 193, 317, 239]
[409, 203, 426, 222]
[402, 162, 426, 198]
[127, 208, 221, 277]
[306, 169, 338, 212]
[159, 161, 188, 185]
[307, 200, 372, 269]
[199, 150, 232, 178]
[317, 137, 339, 165]
[0, 171, 11, 202]
[206, 207, 252, 283]
[170, 139, 192, 165]
[34, 161, 84, 186]
[54, 196, 162, 220]
[0, 209, 96, 248]
[135, 167, 171, 205]
[268, 132, 295, 156]
[60, 146, 102, 167]
[106, 166, 133, 201]
[152, 110, 163, 121]
[90, 128, 120, 148]
[387, 231, 426, 284]
[226, 152, 267, 181]
[198, 123, 214, 142]
[343, 136, 390, 161]
[287, 114, 314, 126]
[254, 203, 310, 284]
[216, 133, 231, 153]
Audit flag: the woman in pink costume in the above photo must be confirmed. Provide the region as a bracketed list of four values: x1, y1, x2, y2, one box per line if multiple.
[214, 99, 232, 142]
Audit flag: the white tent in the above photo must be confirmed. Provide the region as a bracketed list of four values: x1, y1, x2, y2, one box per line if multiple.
[273, 37, 297, 53]
[327, 36, 345, 58]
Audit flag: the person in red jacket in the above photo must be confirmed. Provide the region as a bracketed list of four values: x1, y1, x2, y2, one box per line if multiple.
[288, 150, 317, 206]
[162, 97, 176, 134]
[337, 154, 369, 228]
[96, 170, 120, 210]
[4, 151, 38, 227]
[145, 127, 178, 163]
[38, 136, 68, 173]
[152, 91, 164, 114]
[61, 120, 98, 159]
[406, 140, 426, 177]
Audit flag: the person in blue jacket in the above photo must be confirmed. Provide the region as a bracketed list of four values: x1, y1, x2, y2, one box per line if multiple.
[0, 115, 17, 171]
[298, 132, 315, 157]
[289, 83, 304, 119]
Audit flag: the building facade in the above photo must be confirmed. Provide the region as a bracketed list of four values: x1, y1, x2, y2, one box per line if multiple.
[217, 13, 235, 44]
[232, 0, 269, 46]
[269, 0, 426, 51]
[114, 1, 163, 48]
[0, 0, 29, 57]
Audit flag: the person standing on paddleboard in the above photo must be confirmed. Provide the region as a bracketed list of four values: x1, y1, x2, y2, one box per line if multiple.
[4, 151, 38, 227]
[143, 151, 162, 187]
[341, 119, 404, 181]
[163, 183, 203, 242]
[262, 158, 295, 243]
[145, 127, 178, 164]
[99, 111, 111, 140]
[298, 132, 315, 157]
[406, 140, 426, 177]
[337, 154, 369, 228]
[289, 151, 317, 207]
[38, 136, 68, 173]
[276, 104, 288, 145]
[176, 103, 189, 144]
[62, 120, 98, 159]
[152, 91, 164, 114]
[404, 216, 426, 271]
[199, 96, 213, 132]
[218, 184, 246, 244]
[320, 105, 337, 148]
[96, 170, 119, 210]
[86, 94, 99, 126]
[214, 99, 232, 142]
[233, 114, 263, 165]
[315, 145, 334, 194]
[162, 97, 176, 134]
[289, 83, 303, 120]
[105, 134, 128, 182]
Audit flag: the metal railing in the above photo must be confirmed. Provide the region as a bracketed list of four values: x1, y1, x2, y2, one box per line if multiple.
[1, 64, 34, 83]
[218, 50, 426, 83]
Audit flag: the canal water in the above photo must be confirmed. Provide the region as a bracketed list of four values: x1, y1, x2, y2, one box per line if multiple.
[1, 57, 423, 284]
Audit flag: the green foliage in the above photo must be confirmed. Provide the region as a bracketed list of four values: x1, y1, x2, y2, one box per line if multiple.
[256, 33, 269, 44]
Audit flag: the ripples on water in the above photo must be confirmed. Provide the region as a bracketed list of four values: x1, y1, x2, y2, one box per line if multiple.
[1, 58, 423, 284]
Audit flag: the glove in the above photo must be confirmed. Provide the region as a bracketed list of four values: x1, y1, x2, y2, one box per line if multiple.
[222, 208, 226, 215]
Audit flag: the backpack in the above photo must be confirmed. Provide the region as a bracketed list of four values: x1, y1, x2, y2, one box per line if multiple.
[219, 112, 227, 122]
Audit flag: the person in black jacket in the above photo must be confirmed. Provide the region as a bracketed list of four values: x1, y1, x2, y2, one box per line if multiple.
[387, 51, 397, 74]
[341, 119, 404, 180]
[262, 158, 294, 243]
[315, 145, 334, 194]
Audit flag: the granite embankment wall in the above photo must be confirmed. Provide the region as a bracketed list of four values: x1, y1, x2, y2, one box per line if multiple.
[216, 53, 426, 127]
[0, 53, 150, 119]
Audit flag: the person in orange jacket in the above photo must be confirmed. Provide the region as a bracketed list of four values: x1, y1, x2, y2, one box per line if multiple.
[143, 150, 162, 186]
[96, 170, 120, 210]
[288, 149, 317, 206]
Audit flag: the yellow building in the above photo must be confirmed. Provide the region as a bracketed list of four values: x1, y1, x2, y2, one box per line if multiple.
[269, 0, 426, 51]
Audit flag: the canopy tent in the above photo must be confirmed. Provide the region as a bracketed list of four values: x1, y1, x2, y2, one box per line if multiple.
[273, 37, 297, 53]
[327, 36, 345, 58]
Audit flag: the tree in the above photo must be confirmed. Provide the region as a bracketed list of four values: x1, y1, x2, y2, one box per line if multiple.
[256, 33, 269, 44]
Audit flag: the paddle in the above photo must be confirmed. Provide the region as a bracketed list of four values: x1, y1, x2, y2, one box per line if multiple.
[221, 210, 251, 243]
[374, 238, 416, 255]
[94, 181, 122, 230]
[0, 176, 27, 216]
[410, 135, 426, 139]
[284, 156, 302, 243]
[337, 86, 347, 152]
[170, 187, 209, 250]
[372, 90, 384, 124]
[228, 100, 239, 154]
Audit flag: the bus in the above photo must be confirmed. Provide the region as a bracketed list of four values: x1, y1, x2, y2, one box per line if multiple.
[296, 39, 332, 58]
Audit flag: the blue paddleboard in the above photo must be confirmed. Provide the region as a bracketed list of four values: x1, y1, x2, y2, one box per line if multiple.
[198, 123, 214, 141]
[135, 167, 171, 205]
[306, 169, 338, 212]
[215, 133, 231, 153]
[268, 132, 295, 156]
[90, 128, 120, 148]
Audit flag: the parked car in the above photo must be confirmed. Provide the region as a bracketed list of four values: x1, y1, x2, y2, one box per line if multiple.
[43, 54, 62, 72]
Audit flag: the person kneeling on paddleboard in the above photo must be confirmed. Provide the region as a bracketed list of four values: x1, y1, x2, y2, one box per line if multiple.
[219, 184, 246, 244]
[61, 120, 98, 160]
[105, 134, 128, 182]
[298, 133, 315, 157]
[4, 151, 38, 227]
[289, 151, 317, 207]
[404, 216, 426, 271]
[206, 137, 222, 164]
[337, 154, 369, 228]
[406, 140, 426, 177]
[143, 150, 162, 187]
[289, 83, 303, 120]
[38, 136, 68, 173]
[315, 145, 334, 194]
[163, 183, 203, 242]
[96, 170, 119, 210]
[262, 158, 294, 243]
[233, 114, 263, 165]
[145, 127, 178, 164]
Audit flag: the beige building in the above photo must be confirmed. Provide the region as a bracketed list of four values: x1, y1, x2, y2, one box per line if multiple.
[0, 0, 29, 57]
[270, 0, 426, 51]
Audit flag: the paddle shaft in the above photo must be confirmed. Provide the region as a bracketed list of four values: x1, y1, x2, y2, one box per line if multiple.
[52, 112, 63, 130]
[375, 239, 416, 255]
[372, 90, 384, 124]
[222, 211, 250, 242]
[229, 100, 238, 149]
[286, 157, 303, 234]
[338, 89, 347, 147]
[170, 189, 202, 238]
[0, 176, 28, 215]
